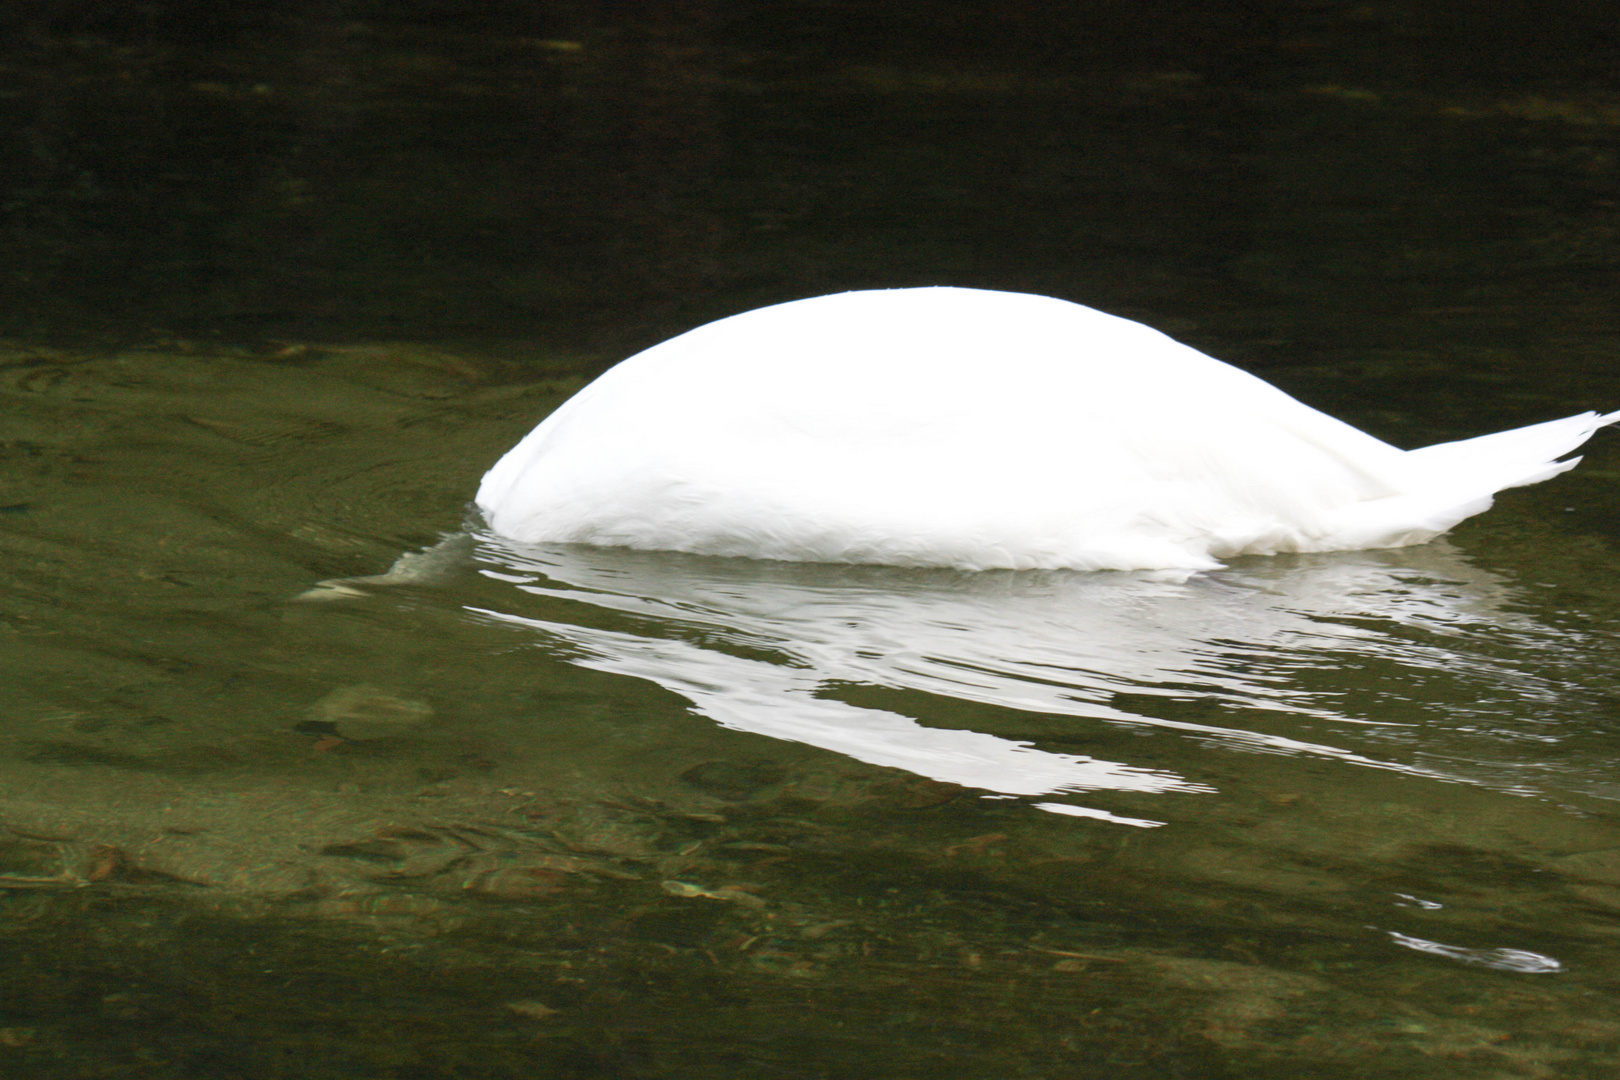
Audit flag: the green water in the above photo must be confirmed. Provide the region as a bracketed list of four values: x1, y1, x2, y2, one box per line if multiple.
[4, 334, 1620, 1078]
[3, 1, 1620, 1076]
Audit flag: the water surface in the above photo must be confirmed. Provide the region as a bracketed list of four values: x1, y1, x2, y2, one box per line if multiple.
[5, 335, 1620, 1078]
[3, 2, 1620, 1076]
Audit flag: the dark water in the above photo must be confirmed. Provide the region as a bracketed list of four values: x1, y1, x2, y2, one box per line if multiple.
[3, 2, 1620, 1077]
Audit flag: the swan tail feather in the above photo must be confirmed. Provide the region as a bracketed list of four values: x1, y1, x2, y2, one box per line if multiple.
[1404, 410, 1617, 492]
[1308, 410, 1614, 554]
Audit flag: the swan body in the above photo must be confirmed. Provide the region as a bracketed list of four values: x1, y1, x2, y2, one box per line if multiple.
[477, 287, 1615, 572]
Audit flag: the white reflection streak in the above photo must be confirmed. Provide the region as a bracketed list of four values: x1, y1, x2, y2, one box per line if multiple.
[468, 606, 1207, 802]
[1033, 802, 1166, 829]
[493, 581, 1461, 784]
[461, 535, 1550, 812]
[1386, 931, 1562, 973]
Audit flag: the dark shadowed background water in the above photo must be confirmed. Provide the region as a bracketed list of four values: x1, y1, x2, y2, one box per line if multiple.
[3, 1, 1620, 1077]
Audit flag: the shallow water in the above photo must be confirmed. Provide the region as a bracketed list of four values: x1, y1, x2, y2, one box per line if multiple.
[6, 336, 1620, 1078]
[4, 1, 1620, 1076]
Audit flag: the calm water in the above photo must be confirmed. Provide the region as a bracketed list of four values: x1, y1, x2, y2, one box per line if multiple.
[3, 2, 1620, 1077]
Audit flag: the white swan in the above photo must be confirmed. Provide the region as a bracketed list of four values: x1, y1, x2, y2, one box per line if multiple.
[477, 287, 1616, 573]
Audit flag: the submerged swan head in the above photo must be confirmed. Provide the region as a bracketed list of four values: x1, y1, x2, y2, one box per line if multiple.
[476, 287, 1615, 573]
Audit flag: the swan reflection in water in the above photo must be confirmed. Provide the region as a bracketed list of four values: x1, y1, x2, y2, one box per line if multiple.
[425, 533, 1562, 827]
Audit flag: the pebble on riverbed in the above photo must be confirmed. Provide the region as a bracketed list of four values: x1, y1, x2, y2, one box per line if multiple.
[310, 685, 434, 741]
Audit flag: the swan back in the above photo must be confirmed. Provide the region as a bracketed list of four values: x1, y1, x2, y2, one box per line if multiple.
[477, 288, 1610, 571]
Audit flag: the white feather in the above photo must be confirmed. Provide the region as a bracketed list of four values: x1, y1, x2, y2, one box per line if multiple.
[477, 287, 1614, 572]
